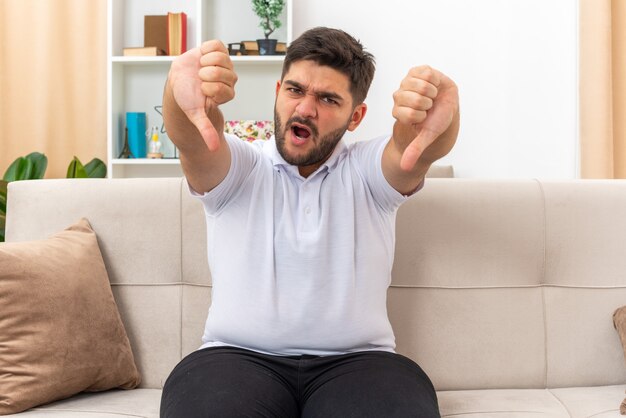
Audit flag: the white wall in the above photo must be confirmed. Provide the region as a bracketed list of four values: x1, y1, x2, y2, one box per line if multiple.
[293, 0, 579, 178]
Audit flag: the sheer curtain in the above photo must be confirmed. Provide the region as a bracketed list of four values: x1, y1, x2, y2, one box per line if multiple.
[0, 0, 106, 179]
[580, 0, 626, 178]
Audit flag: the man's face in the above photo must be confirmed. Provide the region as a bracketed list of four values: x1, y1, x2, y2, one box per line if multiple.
[274, 60, 366, 177]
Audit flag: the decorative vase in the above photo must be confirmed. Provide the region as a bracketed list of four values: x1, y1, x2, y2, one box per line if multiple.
[256, 39, 278, 56]
[126, 112, 147, 158]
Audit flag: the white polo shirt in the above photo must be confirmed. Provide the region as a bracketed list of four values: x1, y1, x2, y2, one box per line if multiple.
[193, 133, 412, 356]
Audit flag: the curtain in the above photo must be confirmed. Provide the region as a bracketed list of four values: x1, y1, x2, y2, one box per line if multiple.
[0, 0, 106, 179]
[580, 0, 626, 178]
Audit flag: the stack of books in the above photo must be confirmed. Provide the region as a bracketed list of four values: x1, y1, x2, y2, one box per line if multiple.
[234, 41, 286, 56]
[122, 12, 186, 57]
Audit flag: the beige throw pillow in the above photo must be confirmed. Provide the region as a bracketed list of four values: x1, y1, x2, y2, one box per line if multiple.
[0, 218, 141, 415]
[613, 306, 626, 415]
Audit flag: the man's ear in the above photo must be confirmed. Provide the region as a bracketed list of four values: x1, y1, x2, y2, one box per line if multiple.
[348, 103, 367, 131]
[275, 80, 281, 95]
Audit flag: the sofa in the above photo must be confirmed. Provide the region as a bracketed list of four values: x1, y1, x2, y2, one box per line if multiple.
[3, 177, 626, 417]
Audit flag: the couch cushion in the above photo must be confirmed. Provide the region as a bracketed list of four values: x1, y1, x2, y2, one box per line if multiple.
[5, 178, 184, 286]
[425, 164, 454, 178]
[438, 386, 626, 417]
[438, 388, 569, 417]
[543, 287, 626, 388]
[6, 389, 161, 417]
[7, 386, 626, 417]
[389, 287, 546, 391]
[550, 385, 626, 418]
[0, 219, 140, 414]
[393, 179, 545, 288]
[542, 181, 626, 288]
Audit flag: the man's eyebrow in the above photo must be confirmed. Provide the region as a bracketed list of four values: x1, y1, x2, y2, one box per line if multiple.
[283, 79, 345, 102]
[284, 79, 305, 90]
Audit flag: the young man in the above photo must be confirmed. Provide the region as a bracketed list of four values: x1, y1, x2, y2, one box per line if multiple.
[160, 27, 459, 418]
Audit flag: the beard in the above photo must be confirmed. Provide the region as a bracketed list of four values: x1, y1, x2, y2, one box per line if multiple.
[274, 110, 350, 167]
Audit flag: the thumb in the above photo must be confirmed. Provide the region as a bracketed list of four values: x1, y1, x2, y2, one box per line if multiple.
[186, 108, 220, 152]
[399, 128, 437, 172]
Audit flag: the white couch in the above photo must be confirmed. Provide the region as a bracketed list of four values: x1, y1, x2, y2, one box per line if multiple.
[4, 177, 626, 417]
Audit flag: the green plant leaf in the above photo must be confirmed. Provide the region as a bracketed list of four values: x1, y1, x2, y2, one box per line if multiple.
[252, 0, 284, 38]
[3, 157, 33, 182]
[0, 180, 7, 215]
[24, 152, 48, 179]
[0, 210, 5, 242]
[84, 158, 107, 178]
[66, 157, 88, 178]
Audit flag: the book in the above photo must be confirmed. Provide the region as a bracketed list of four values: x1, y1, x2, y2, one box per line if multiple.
[240, 40, 259, 56]
[144, 15, 168, 55]
[276, 42, 287, 55]
[228, 43, 243, 56]
[123, 46, 166, 56]
[167, 12, 187, 56]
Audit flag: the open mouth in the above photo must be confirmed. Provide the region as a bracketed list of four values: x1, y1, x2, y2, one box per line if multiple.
[290, 123, 312, 141]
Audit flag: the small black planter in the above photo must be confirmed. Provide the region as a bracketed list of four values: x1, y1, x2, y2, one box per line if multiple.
[257, 39, 278, 55]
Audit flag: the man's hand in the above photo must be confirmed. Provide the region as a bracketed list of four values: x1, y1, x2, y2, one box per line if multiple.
[167, 40, 238, 152]
[163, 40, 237, 194]
[391, 66, 459, 172]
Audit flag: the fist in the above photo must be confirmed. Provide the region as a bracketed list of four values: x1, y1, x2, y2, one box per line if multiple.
[392, 66, 458, 171]
[392, 65, 440, 127]
[167, 40, 237, 151]
[198, 40, 238, 106]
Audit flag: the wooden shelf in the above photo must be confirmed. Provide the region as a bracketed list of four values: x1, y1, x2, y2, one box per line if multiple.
[111, 158, 180, 165]
[111, 55, 285, 65]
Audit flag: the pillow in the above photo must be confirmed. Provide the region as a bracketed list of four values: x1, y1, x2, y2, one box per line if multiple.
[613, 306, 626, 415]
[225, 120, 274, 142]
[0, 218, 141, 414]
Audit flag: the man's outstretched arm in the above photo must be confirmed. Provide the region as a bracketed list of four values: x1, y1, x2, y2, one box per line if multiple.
[382, 66, 460, 195]
[163, 40, 238, 194]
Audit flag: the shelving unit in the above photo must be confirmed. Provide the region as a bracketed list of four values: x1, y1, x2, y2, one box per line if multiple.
[107, 0, 293, 178]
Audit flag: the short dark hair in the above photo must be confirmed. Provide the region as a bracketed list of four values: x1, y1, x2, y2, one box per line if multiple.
[282, 27, 376, 105]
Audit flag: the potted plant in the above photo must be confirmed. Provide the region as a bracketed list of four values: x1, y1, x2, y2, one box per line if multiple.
[252, 0, 285, 55]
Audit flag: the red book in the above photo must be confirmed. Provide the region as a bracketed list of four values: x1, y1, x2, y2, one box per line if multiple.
[167, 12, 187, 56]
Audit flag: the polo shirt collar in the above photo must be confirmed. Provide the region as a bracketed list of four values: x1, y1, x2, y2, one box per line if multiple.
[264, 136, 347, 176]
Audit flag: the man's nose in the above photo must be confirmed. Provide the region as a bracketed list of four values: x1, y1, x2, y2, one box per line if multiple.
[295, 94, 317, 119]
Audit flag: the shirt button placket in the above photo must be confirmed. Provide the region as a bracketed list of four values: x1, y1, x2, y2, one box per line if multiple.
[300, 180, 317, 232]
